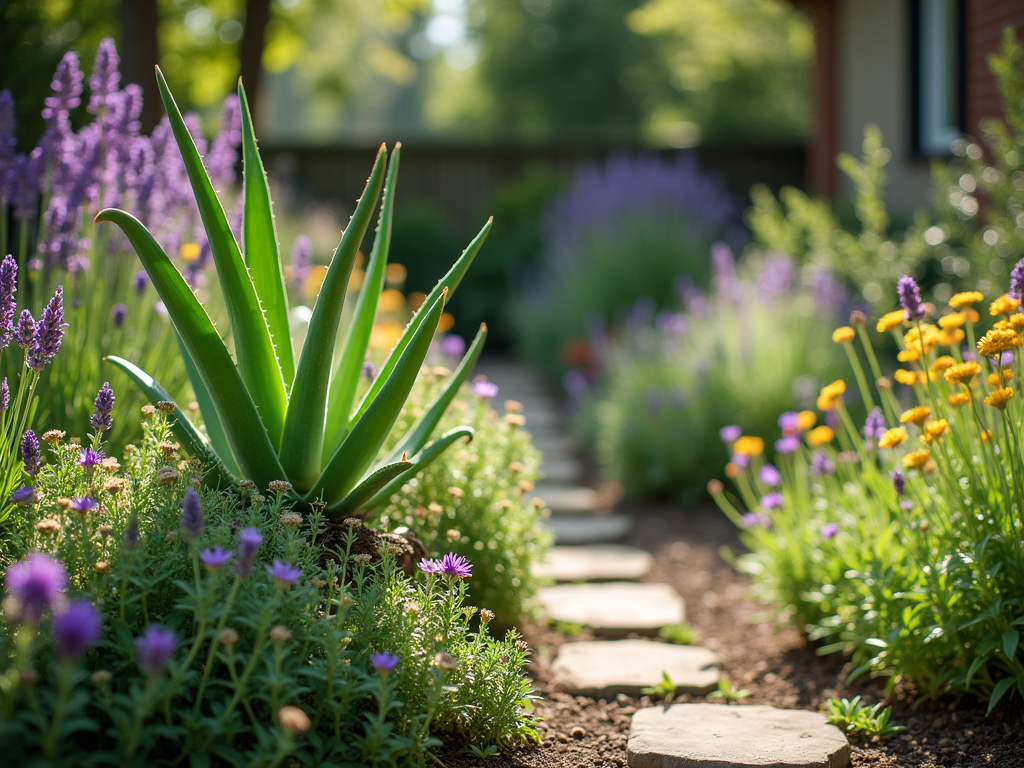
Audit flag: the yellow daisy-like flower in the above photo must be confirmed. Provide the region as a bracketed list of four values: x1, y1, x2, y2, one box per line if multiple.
[977, 328, 1023, 358]
[966, 308, 980, 323]
[1010, 313, 1024, 330]
[820, 380, 846, 399]
[990, 294, 1021, 316]
[904, 324, 939, 353]
[816, 394, 838, 411]
[948, 391, 971, 407]
[899, 406, 931, 424]
[988, 370, 1014, 386]
[797, 410, 817, 431]
[984, 387, 1014, 410]
[832, 327, 855, 344]
[897, 348, 921, 363]
[949, 291, 983, 308]
[938, 328, 966, 346]
[930, 355, 956, 373]
[925, 419, 949, 437]
[894, 369, 920, 386]
[902, 449, 931, 469]
[878, 427, 908, 448]
[733, 435, 765, 456]
[876, 310, 907, 333]
[807, 426, 834, 446]
[944, 361, 981, 386]
[938, 312, 966, 329]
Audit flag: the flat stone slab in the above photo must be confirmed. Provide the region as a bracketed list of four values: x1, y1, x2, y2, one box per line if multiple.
[628, 703, 851, 768]
[538, 582, 684, 636]
[552, 640, 719, 698]
[534, 544, 654, 582]
[540, 455, 584, 484]
[533, 434, 581, 456]
[542, 514, 632, 544]
[533, 484, 601, 516]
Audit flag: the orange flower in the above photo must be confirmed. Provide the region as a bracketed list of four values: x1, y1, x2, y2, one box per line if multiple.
[724, 463, 741, 478]
[947, 392, 971, 407]
[984, 387, 1014, 410]
[832, 327, 856, 343]
[897, 349, 921, 363]
[807, 426, 834, 446]
[894, 369, 920, 386]
[797, 411, 817, 430]
[944, 361, 981, 386]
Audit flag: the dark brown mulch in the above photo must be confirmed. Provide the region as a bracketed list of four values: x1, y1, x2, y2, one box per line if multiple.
[439, 500, 1024, 768]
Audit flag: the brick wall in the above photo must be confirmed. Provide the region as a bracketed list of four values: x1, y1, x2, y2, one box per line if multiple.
[965, 0, 1024, 138]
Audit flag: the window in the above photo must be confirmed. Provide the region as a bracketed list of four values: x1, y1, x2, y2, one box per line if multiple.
[912, 0, 964, 156]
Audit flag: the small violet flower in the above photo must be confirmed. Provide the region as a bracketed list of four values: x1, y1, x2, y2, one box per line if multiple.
[777, 411, 800, 435]
[719, 424, 741, 443]
[5, 552, 68, 623]
[820, 522, 840, 540]
[361, 360, 376, 381]
[811, 451, 835, 476]
[760, 493, 784, 511]
[52, 600, 102, 660]
[862, 407, 886, 443]
[370, 650, 399, 673]
[180, 488, 203, 538]
[471, 379, 498, 399]
[135, 625, 178, 677]
[89, 381, 114, 432]
[266, 559, 302, 586]
[200, 546, 233, 569]
[112, 303, 127, 329]
[774, 435, 801, 454]
[11, 486, 36, 506]
[897, 275, 925, 321]
[77, 447, 105, 470]
[418, 552, 473, 579]
[21, 429, 39, 476]
[440, 334, 466, 358]
[730, 452, 749, 469]
[758, 464, 782, 487]
[1011, 258, 1024, 303]
[892, 469, 906, 496]
[70, 496, 97, 514]
[740, 512, 760, 527]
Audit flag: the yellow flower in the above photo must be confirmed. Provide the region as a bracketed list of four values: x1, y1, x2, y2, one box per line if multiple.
[938, 312, 966, 329]
[1010, 313, 1024, 330]
[904, 324, 939, 354]
[820, 380, 846, 399]
[894, 369, 920, 386]
[899, 406, 931, 424]
[984, 387, 1014, 410]
[878, 427, 908, 448]
[369, 322, 403, 351]
[977, 328, 1023, 358]
[988, 370, 1014, 385]
[925, 419, 949, 437]
[797, 411, 817, 430]
[724, 463, 741, 478]
[948, 391, 971, 407]
[944, 361, 981, 386]
[832, 327, 856, 344]
[180, 242, 201, 261]
[949, 291, 983, 308]
[734, 436, 765, 456]
[965, 308, 980, 323]
[807, 426, 834, 446]
[938, 328, 966, 346]
[990, 294, 1021, 316]
[897, 348, 921, 362]
[378, 289, 406, 312]
[902, 449, 931, 469]
[982, 430, 992, 442]
[930, 355, 956, 373]
[876, 310, 907, 333]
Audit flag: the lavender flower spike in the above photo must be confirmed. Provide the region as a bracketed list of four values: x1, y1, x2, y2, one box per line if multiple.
[0, 255, 17, 348]
[52, 600, 102, 659]
[90, 381, 114, 432]
[290, 234, 312, 292]
[21, 430, 39, 476]
[0, 378, 8, 415]
[26, 286, 66, 371]
[180, 488, 203, 538]
[15, 310, 34, 350]
[891, 469, 906, 496]
[897, 275, 925, 321]
[135, 625, 178, 677]
[1011, 258, 1024, 303]
[234, 527, 262, 578]
[200, 546, 233, 569]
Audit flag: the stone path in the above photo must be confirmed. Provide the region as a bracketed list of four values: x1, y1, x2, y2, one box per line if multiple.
[473, 357, 851, 768]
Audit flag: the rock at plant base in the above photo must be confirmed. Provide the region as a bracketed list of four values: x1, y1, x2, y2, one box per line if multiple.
[552, 640, 719, 698]
[537, 582, 684, 636]
[533, 544, 654, 582]
[542, 514, 632, 544]
[627, 703, 851, 768]
[533, 484, 601, 516]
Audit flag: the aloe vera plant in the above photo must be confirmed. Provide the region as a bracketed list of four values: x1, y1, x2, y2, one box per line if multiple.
[96, 70, 490, 517]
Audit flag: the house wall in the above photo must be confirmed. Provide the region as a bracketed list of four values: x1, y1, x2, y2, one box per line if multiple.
[965, 0, 1024, 140]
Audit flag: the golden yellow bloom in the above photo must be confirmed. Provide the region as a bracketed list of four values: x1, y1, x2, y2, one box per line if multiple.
[984, 387, 1014, 410]
[378, 289, 406, 312]
[816, 394, 838, 411]
[734, 436, 765, 456]
[832, 326, 856, 344]
[899, 406, 931, 424]
[370, 322, 403, 351]
[904, 324, 939, 354]
[797, 410, 817, 430]
[938, 312, 966, 329]
[944, 361, 982, 386]
[820, 380, 846, 399]
[925, 419, 949, 437]
[924, 459, 938, 473]
[950, 291, 984, 308]
[977, 328, 1023, 358]
[876, 310, 907, 333]
[1010, 313, 1024, 329]
[948, 391, 971, 407]
[989, 370, 1014, 385]
[902, 449, 931, 469]
[897, 348, 921, 362]
[982, 430, 992, 442]
[938, 328, 966, 346]
[807, 426, 834, 446]
[894, 369, 920, 386]
[990, 294, 1021, 316]
[878, 427, 908, 448]
[930, 355, 956, 373]
[180, 242, 201, 261]
[966, 308, 980, 323]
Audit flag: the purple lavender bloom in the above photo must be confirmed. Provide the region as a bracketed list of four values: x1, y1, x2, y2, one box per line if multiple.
[5, 553, 67, 623]
[88, 38, 121, 116]
[112, 304, 127, 329]
[719, 425, 742, 443]
[70, 497, 97, 514]
[180, 488, 203, 538]
[436, 552, 472, 578]
[778, 411, 800, 435]
[758, 253, 796, 301]
[234, 527, 262, 578]
[711, 241, 739, 301]
[0, 378, 8, 414]
[862, 407, 887, 443]
[774, 435, 801, 454]
[897, 275, 925, 321]
[370, 650, 399, 673]
[206, 94, 241, 188]
[361, 360, 376, 381]
[655, 311, 688, 336]
[811, 451, 835, 476]
[90, 381, 114, 432]
[759, 464, 782, 487]
[900, 499, 914, 511]
[472, 379, 499, 399]
[820, 523, 840, 540]
[0, 254, 17, 348]
[289, 234, 312, 292]
[440, 334, 466, 358]
[730, 452, 749, 469]
[266, 560, 302, 586]
[15, 310, 34, 349]
[124, 513, 140, 550]
[740, 512, 760, 528]
[1011, 258, 1024, 303]
[52, 600, 102, 659]
[12, 486, 36, 506]
[26, 286, 66, 371]
[132, 269, 149, 295]
[892, 470, 906, 496]
[21, 430, 39, 476]
[810, 268, 848, 317]
[77, 447, 105, 470]
[135, 625, 177, 677]
[200, 546, 234, 569]
[760, 492, 784, 510]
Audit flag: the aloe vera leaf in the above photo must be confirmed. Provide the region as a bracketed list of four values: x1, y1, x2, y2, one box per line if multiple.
[277, 145, 387, 492]
[323, 457, 414, 518]
[95, 208, 288, 486]
[238, 81, 294, 388]
[154, 67, 287, 446]
[364, 427, 474, 511]
[308, 289, 446, 504]
[384, 323, 486, 464]
[322, 144, 401, 462]
[350, 217, 491, 425]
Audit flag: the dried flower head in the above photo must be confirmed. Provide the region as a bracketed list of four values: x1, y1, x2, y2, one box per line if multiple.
[508, 461, 523, 473]
[156, 465, 179, 485]
[156, 401, 176, 414]
[433, 651, 458, 670]
[140, 404, 156, 419]
[239, 478, 256, 490]
[268, 480, 292, 494]
[41, 430, 64, 444]
[505, 399, 524, 413]
[90, 670, 112, 686]
[505, 413, 526, 427]
[278, 706, 311, 735]
[447, 486, 464, 498]
[270, 625, 293, 643]
[96, 524, 113, 538]
[279, 512, 302, 528]
[104, 477, 126, 495]
[218, 628, 239, 646]
[34, 518, 60, 535]
[849, 310, 867, 327]
[480, 608, 495, 623]
[94, 561, 110, 575]
[343, 517, 362, 527]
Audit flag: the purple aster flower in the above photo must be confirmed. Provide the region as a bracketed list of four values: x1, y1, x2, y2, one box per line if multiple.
[897, 275, 925, 321]
[180, 488, 203, 538]
[417, 557, 440, 574]
[234, 527, 262, 578]
[740, 512, 760, 528]
[70, 497, 97, 514]
[440, 334, 466, 358]
[52, 600, 102, 659]
[21, 429, 39, 476]
[777, 411, 800, 435]
[77, 447, 105, 470]
[135, 625, 177, 677]
[760, 493, 784, 511]
[434, 552, 472, 579]
[1011, 258, 1024, 303]
[112, 303, 127, 329]
[758, 464, 782, 487]
[266, 559, 302, 586]
[12, 486, 36, 506]
[289, 234, 312, 292]
[124, 513, 140, 550]
[370, 650, 399, 673]
[0, 254, 17, 348]
[0, 378, 8, 414]
[472, 379, 499, 399]
[5, 553, 68, 623]
[892, 469, 906, 496]
[730, 452, 749, 469]
[90, 381, 114, 432]
[774, 435, 801, 454]
[200, 546, 234, 569]
[361, 360, 376, 381]
[15, 310, 34, 349]
[719, 425, 741, 443]
[820, 523, 840, 540]
[811, 451, 835, 476]
[862, 407, 886, 443]
[26, 286, 66, 371]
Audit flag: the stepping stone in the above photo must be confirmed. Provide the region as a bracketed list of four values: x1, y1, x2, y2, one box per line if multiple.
[542, 514, 632, 544]
[533, 544, 654, 582]
[518, 409, 564, 431]
[552, 640, 719, 698]
[628, 703, 851, 768]
[532, 484, 601, 516]
[540, 455, 583, 483]
[533, 434, 580, 456]
[537, 582, 684, 636]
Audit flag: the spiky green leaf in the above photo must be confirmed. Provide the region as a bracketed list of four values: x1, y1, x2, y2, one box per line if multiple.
[324, 458, 414, 518]
[364, 426, 474, 511]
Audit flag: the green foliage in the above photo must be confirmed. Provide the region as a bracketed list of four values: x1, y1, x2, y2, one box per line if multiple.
[825, 697, 904, 739]
[554, 622, 586, 637]
[640, 671, 676, 703]
[658, 622, 699, 645]
[707, 676, 750, 703]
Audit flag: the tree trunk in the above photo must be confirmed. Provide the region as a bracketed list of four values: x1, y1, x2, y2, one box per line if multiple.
[120, 0, 162, 134]
[239, 0, 273, 129]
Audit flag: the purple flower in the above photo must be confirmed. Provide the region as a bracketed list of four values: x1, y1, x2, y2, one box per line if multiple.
[1011, 258, 1024, 303]
[77, 447, 105, 470]
[0, 254, 17, 348]
[289, 234, 312, 292]
[266, 560, 302, 586]
[900, 499, 914, 511]
[70, 497, 97, 514]
[862, 407, 886, 443]
[730, 452, 749, 469]
[897, 275, 925, 321]
[419, 552, 472, 579]
[200, 546, 234, 569]
[820, 523, 840, 540]
[5, 553, 67, 623]
[132, 269, 149, 295]
[740, 512, 760, 528]
[892, 469, 906, 496]
[12, 486, 36, 506]
[135, 625, 177, 677]
[234, 527, 262, 578]
[90, 381, 114, 432]
[777, 411, 800, 435]
[440, 334, 466, 358]
[1000, 351, 1015, 367]
[370, 650, 399, 673]
[719, 425, 742, 443]
[52, 600, 102, 659]
[87, 38, 120, 115]
[758, 464, 782, 487]
[180, 488, 203, 538]
[811, 451, 835, 476]
[15, 310, 34, 349]
[760, 493, 784, 511]
[361, 360, 376, 382]
[417, 557, 440, 575]
[472, 379, 498, 399]
[21, 430, 39, 476]
[124, 513, 140, 550]
[26, 286, 66, 371]
[0, 378, 8, 414]
[112, 303, 127, 329]
[563, 369, 588, 397]
[774, 435, 801, 454]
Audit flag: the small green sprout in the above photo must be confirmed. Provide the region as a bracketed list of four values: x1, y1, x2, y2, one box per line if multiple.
[468, 743, 500, 759]
[707, 676, 751, 703]
[659, 622, 700, 645]
[825, 696, 905, 739]
[554, 621, 586, 637]
[641, 671, 677, 703]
